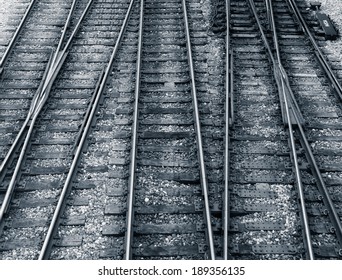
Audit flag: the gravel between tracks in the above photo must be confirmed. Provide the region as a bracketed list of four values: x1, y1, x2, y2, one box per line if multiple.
[2, 0, 342, 260]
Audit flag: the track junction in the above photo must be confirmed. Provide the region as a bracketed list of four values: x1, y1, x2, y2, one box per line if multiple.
[0, 0, 342, 260]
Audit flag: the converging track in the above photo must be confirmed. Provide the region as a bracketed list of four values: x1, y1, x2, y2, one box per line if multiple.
[1, 0, 342, 260]
[0, 0, 138, 259]
[0, 0, 226, 260]
[226, 0, 342, 259]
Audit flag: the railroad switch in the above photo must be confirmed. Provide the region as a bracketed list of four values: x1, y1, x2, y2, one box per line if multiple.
[315, 12, 338, 40]
[309, 2, 338, 40]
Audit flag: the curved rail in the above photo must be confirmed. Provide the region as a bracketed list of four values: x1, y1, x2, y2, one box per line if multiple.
[266, 0, 314, 258]
[0, 0, 94, 231]
[278, 0, 342, 249]
[248, 0, 342, 258]
[0, 0, 37, 75]
[0, 0, 91, 177]
[0, 0, 88, 180]
[248, 0, 315, 259]
[39, 0, 137, 260]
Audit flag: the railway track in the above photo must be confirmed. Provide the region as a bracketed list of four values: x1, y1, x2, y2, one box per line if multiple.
[1, 0, 342, 260]
[104, 0, 219, 260]
[226, 0, 342, 259]
[267, 0, 342, 258]
[0, 0, 35, 71]
[227, 0, 300, 260]
[0, 0, 226, 260]
[0, 0, 137, 259]
[0, 0, 73, 158]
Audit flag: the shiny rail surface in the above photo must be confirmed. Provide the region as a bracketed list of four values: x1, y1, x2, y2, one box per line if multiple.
[181, 0, 215, 260]
[124, 0, 142, 261]
[258, 0, 314, 259]
[223, 0, 231, 260]
[124, 0, 216, 260]
[249, 0, 342, 259]
[39, 0, 137, 260]
[3, 0, 342, 260]
[0, 0, 94, 230]
[285, 0, 342, 248]
[0, 0, 37, 76]
[286, 0, 342, 100]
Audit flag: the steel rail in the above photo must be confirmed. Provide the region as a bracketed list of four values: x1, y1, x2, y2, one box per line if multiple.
[265, 0, 271, 31]
[182, 0, 215, 260]
[0, 0, 42, 179]
[0, 0, 92, 178]
[271, 0, 342, 250]
[0, 111, 39, 221]
[229, 53, 234, 126]
[39, 0, 137, 260]
[0, 53, 67, 223]
[267, 0, 280, 62]
[124, 0, 143, 260]
[0, 0, 94, 231]
[267, 0, 313, 258]
[247, 0, 275, 65]
[294, 115, 342, 245]
[40, 0, 95, 102]
[266, 0, 302, 125]
[223, 0, 231, 260]
[72, 69, 105, 153]
[50, 0, 78, 69]
[274, 67, 315, 259]
[249, 0, 314, 258]
[277, 65, 342, 252]
[285, 0, 342, 100]
[0, 50, 53, 181]
[0, 0, 37, 75]
[276, 71, 314, 260]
